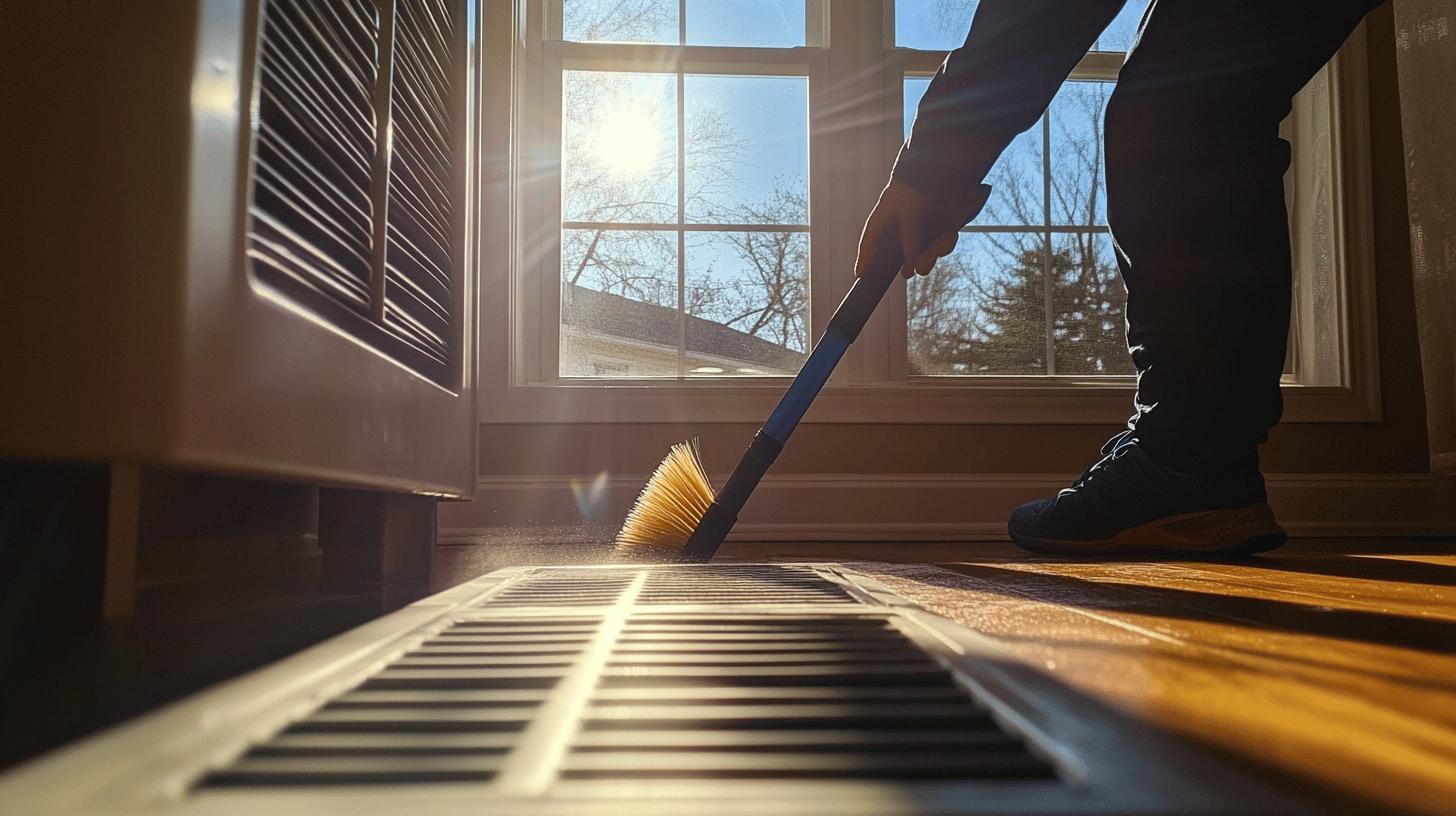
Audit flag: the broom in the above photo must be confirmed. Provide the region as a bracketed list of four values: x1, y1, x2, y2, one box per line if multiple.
[616, 184, 991, 561]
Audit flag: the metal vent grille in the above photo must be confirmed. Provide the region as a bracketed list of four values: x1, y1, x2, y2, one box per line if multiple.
[568, 613, 1055, 780]
[383, 0, 457, 378]
[200, 566, 1057, 794]
[248, 0, 379, 314]
[202, 617, 599, 787]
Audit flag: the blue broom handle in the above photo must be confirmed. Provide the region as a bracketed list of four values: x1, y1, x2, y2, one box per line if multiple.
[760, 241, 901, 443]
[760, 183, 992, 443]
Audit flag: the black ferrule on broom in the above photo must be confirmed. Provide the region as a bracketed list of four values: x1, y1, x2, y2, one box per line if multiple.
[680, 185, 992, 562]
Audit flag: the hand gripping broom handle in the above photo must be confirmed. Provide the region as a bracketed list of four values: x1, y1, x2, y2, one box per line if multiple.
[681, 185, 991, 561]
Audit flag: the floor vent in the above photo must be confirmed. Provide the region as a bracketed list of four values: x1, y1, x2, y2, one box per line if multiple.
[0, 563, 1323, 814]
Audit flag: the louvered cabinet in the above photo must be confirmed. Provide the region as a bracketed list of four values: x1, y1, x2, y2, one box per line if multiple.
[0, 0, 479, 497]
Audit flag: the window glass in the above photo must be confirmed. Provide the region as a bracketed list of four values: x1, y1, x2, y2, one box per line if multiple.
[562, 71, 677, 224]
[562, 0, 678, 44]
[1047, 80, 1112, 227]
[1051, 231, 1131, 374]
[685, 231, 809, 374]
[561, 228, 680, 378]
[908, 232, 1050, 375]
[904, 77, 1041, 226]
[686, 75, 808, 224]
[895, 0, 977, 51]
[897, 0, 1152, 53]
[1095, 0, 1151, 52]
[685, 0, 805, 47]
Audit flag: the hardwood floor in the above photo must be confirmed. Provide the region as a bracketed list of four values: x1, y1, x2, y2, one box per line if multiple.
[713, 538, 1456, 815]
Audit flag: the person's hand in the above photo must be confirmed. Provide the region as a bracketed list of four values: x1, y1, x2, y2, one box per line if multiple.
[854, 181, 959, 279]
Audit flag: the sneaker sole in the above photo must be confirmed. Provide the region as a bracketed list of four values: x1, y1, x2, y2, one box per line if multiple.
[1011, 502, 1288, 556]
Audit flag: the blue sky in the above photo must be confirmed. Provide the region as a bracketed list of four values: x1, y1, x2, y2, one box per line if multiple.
[563, 0, 806, 45]
[895, 0, 1151, 52]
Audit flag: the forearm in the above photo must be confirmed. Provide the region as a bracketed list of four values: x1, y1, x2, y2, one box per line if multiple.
[892, 0, 1126, 207]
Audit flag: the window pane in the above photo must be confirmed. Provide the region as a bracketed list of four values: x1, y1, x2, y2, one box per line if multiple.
[1052, 231, 1132, 374]
[908, 232, 1050, 375]
[561, 228, 679, 378]
[895, 0, 977, 50]
[686, 0, 805, 47]
[684, 231, 808, 375]
[904, 77, 1041, 226]
[563, 71, 677, 224]
[1047, 80, 1111, 227]
[563, 0, 678, 44]
[685, 75, 808, 225]
[1095, 0, 1151, 52]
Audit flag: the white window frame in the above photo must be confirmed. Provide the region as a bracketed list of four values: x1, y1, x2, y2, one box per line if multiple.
[479, 0, 1379, 424]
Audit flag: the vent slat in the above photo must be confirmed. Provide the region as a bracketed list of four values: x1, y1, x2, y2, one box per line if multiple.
[392, 655, 578, 668]
[208, 755, 502, 786]
[292, 707, 537, 732]
[606, 651, 936, 666]
[334, 689, 555, 707]
[573, 729, 1025, 752]
[592, 686, 970, 704]
[582, 703, 996, 729]
[560, 751, 1055, 780]
[257, 732, 519, 755]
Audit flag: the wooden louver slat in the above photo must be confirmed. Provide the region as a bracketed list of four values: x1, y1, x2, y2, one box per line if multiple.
[247, 0, 460, 386]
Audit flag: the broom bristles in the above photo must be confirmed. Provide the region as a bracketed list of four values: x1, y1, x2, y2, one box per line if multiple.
[615, 438, 715, 551]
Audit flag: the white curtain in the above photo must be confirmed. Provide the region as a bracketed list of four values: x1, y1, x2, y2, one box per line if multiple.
[1393, 0, 1456, 475]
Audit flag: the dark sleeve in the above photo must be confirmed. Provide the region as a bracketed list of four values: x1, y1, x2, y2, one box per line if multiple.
[891, 0, 1127, 214]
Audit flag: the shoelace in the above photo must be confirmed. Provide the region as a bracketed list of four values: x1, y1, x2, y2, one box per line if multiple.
[1062, 428, 1138, 495]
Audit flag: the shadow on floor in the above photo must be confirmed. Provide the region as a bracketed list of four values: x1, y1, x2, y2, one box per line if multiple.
[934, 562, 1456, 656]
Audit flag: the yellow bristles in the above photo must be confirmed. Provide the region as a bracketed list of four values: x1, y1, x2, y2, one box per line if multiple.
[615, 438, 715, 552]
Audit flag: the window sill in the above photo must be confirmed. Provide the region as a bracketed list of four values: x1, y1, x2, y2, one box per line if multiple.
[479, 377, 1381, 425]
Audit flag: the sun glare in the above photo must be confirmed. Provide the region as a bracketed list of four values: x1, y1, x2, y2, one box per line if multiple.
[593, 108, 658, 177]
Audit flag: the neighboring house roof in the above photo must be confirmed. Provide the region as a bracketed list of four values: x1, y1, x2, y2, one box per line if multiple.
[562, 283, 803, 371]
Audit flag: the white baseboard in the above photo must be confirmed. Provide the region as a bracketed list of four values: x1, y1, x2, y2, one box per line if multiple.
[439, 472, 1456, 540]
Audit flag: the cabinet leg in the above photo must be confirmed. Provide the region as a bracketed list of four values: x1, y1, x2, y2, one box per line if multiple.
[318, 489, 435, 609]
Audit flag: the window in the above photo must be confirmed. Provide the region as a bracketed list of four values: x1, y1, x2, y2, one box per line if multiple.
[494, 0, 1375, 421]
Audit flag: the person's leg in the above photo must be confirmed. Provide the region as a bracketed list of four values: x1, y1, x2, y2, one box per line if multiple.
[1008, 0, 1383, 554]
[1106, 0, 1382, 474]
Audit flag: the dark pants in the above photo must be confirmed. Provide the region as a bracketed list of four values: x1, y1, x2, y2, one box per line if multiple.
[1105, 0, 1382, 473]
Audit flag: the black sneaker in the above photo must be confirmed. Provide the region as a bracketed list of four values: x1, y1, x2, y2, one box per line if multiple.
[1008, 431, 1287, 556]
